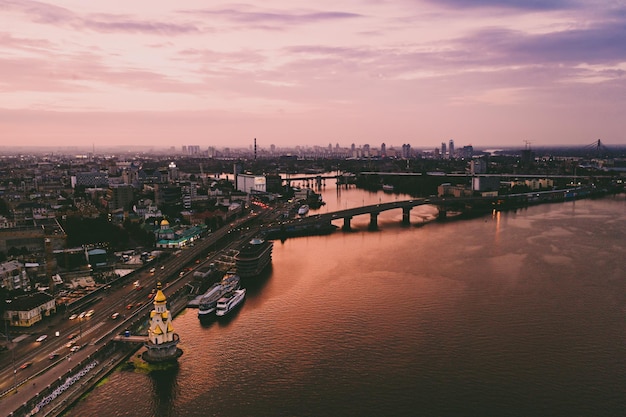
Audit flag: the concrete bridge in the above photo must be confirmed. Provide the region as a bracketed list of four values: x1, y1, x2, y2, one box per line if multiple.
[267, 196, 495, 233]
[265, 187, 601, 233]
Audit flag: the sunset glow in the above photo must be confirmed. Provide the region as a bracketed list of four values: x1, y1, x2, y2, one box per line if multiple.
[2, 0, 624, 149]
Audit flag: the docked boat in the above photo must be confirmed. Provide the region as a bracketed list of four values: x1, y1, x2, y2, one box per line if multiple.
[197, 274, 241, 320]
[382, 184, 394, 192]
[215, 288, 246, 317]
[235, 238, 273, 278]
[297, 204, 309, 216]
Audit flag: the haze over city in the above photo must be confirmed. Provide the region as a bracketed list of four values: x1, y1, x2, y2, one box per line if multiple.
[2, 0, 625, 150]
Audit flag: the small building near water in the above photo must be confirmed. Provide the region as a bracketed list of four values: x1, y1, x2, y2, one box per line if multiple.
[3, 292, 56, 327]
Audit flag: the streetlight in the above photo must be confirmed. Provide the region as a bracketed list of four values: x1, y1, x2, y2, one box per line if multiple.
[12, 338, 17, 393]
[5, 304, 17, 392]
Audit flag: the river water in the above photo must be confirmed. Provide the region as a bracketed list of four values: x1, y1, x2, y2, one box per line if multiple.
[66, 185, 626, 417]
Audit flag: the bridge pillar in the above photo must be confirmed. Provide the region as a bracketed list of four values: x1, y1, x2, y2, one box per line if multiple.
[369, 212, 379, 230]
[342, 216, 352, 231]
[438, 208, 447, 220]
[402, 207, 411, 225]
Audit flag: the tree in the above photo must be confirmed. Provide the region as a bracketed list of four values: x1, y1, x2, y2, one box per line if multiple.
[0, 198, 9, 216]
[62, 216, 129, 250]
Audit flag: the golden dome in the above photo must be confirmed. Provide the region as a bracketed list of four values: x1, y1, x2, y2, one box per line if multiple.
[160, 219, 170, 226]
[154, 282, 167, 303]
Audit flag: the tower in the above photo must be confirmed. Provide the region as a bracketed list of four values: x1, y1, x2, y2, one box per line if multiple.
[143, 282, 182, 363]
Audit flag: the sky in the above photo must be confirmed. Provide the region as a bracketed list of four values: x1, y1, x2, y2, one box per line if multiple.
[1, 0, 625, 150]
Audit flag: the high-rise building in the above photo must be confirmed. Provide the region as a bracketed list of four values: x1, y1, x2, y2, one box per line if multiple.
[449, 139, 455, 158]
[168, 162, 179, 182]
[71, 171, 109, 188]
[402, 144, 411, 158]
[107, 184, 134, 212]
[460, 145, 474, 159]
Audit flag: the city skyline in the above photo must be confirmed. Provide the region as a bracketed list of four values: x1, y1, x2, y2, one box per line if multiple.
[2, 0, 625, 149]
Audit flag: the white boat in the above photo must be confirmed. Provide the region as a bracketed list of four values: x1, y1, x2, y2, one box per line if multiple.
[297, 204, 309, 216]
[215, 288, 246, 317]
[198, 274, 241, 319]
[382, 184, 394, 192]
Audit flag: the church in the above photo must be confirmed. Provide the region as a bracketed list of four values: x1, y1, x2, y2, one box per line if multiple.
[142, 282, 183, 363]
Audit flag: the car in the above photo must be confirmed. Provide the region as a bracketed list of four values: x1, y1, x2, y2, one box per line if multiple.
[67, 332, 78, 340]
[85, 309, 95, 317]
[78, 311, 86, 319]
[49, 352, 60, 360]
[65, 341, 75, 348]
[70, 345, 81, 352]
[36, 335, 48, 342]
[110, 312, 120, 320]
[135, 285, 143, 291]
[126, 304, 134, 310]
[68, 314, 78, 320]
[19, 362, 33, 370]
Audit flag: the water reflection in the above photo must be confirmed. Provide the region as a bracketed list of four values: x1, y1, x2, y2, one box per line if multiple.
[65, 190, 626, 417]
[150, 366, 179, 417]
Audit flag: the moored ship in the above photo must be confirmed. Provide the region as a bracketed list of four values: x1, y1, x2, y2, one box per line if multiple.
[235, 238, 273, 278]
[297, 204, 310, 216]
[197, 274, 241, 320]
[215, 288, 246, 317]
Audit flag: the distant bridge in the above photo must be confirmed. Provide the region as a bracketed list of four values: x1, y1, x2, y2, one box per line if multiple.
[279, 172, 617, 191]
[265, 196, 490, 232]
[281, 173, 356, 188]
[264, 187, 599, 232]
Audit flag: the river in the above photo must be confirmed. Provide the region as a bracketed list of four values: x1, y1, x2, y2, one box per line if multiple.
[65, 185, 626, 417]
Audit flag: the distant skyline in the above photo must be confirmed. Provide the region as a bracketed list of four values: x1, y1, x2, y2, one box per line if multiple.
[2, 0, 625, 150]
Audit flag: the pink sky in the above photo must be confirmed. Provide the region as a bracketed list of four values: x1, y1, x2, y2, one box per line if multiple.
[1, 0, 625, 150]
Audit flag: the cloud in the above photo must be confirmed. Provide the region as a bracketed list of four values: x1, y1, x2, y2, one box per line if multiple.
[82, 17, 199, 35]
[0, 0, 74, 24]
[420, 0, 578, 11]
[0, 31, 54, 50]
[180, 5, 362, 27]
[1, 0, 200, 35]
[457, 22, 626, 66]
